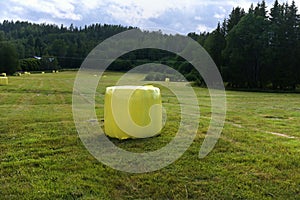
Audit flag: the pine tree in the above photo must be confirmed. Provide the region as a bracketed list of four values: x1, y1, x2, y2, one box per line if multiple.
[254, 0, 268, 18]
[226, 7, 246, 33]
[204, 22, 226, 70]
[0, 42, 19, 74]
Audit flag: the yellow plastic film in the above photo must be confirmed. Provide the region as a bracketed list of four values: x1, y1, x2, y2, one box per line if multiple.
[104, 85, 162, 139]
[0, 77, 8, 85]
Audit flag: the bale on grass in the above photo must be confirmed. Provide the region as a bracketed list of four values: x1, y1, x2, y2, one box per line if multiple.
[0, 77, 8, 85]
[0, 73, 6, 77]
[104, 85, 162, 140]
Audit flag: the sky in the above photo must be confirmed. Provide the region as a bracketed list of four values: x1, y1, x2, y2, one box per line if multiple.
[0, 0, 299, 35]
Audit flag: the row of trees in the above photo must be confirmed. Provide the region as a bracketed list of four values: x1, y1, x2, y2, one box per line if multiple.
[0, 0, 299, 90]
[0, 21, 133, 73]
[190, 0, 300, 90]
[0, 41, 61, 73]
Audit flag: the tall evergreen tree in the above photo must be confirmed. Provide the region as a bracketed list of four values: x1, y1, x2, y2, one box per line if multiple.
[0, 42, 19, 74]
[226, 7, 246, 33]
[203, 23, 226, 71]
[267, 1, 299, 89]
[223, 13, 268, 88]
[254, 0, 268, 18]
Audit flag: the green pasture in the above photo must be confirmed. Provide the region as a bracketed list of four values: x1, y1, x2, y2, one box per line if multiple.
[0, 71, 299, 199]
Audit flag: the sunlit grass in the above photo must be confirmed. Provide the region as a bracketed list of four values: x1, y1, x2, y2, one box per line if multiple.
[0, 71, 299, 199]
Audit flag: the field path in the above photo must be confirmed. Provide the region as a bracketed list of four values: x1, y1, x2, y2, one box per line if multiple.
[201, 116, 298, 139]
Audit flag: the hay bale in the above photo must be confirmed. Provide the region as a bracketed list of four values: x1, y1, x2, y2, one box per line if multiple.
[24, 72, 31, 75]
[0, 73, 6, 77]
[52, 70, 56, 73]
[165, 78, 170, 82]
[0, 77, 8, 85]
[104, 85, 162, 139]
[41, 72, 45, 74]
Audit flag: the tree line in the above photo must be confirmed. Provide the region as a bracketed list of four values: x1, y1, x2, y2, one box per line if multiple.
[0, 0, 299, 90]
[0, 21, 134, 73]
[190, 0, 300, 90]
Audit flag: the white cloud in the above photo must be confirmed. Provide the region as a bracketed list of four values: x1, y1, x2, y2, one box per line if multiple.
[194, 16, 203, 21]
[218, 6, 227, 13]
[1, 0, 300, 34]
[103, 0, 179, 22]
[11, 6, 24, 13]
[214, 13, 225, 19]
[9, 0, 82, 20]
[76, 0, 104, 11]
[196, 24, 214, 33]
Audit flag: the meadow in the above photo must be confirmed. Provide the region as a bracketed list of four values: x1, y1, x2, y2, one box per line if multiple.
[0, 71, 299, 199]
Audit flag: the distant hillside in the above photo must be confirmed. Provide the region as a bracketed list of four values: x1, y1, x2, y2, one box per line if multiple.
[0, 20, 134, 69]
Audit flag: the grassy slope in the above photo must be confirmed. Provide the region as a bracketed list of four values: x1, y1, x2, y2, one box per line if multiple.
[0, 72, 299, 199]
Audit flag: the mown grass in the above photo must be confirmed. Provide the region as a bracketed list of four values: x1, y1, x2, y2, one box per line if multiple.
[0, 71, 299, 199]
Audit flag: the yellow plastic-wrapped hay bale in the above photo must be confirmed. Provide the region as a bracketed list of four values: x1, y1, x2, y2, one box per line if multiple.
[104, 85, 162, 139]
[0, 77, 8, 85]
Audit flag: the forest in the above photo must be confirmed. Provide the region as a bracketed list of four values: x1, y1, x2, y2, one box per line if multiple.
[0, 0, 299, 90]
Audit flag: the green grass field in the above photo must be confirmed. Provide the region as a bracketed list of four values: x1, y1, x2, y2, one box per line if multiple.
[0, 71, 299, 199]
